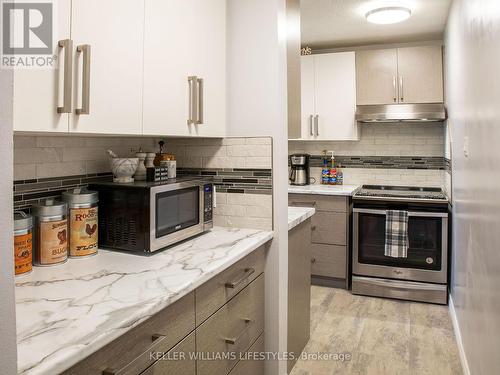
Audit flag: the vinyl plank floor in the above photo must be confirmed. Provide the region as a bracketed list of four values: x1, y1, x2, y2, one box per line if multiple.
[290, 286, 463, 375]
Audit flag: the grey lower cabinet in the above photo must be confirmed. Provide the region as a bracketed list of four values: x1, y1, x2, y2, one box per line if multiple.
[289, 194, 350, 288]
[288, 217, 312, 373]
[63, 246, 266, 375]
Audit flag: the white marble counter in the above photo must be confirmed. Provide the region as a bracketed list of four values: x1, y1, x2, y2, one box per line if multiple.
[15, 227, 273, 375]
[288, 207, 315, 231]
[288, 184, 360, 196]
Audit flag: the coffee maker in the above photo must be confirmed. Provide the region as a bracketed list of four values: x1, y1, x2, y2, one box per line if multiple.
[289, 154, 310, 186]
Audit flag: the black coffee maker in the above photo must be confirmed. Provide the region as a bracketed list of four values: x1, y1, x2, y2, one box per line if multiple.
[289, 154, 310, 185]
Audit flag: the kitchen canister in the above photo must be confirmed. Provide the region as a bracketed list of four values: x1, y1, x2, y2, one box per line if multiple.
[13, 211, 33, 276]
[32, 199, 68, 266]
[62, 189, 99, 258]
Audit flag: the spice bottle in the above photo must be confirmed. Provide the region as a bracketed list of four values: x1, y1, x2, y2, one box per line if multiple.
[62, 189, 99, 258]
[14, 211, 33, 276]
[32, 199, 68, 266]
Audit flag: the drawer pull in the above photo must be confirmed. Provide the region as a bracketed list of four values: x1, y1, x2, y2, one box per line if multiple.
[225, 268, 255, 289]
[311, 258, 316, 264]
[102, 334, 166, 375]
[224, 318, 253, 345]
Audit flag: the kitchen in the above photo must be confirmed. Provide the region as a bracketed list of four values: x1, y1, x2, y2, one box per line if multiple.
[0, 0, 499, 375]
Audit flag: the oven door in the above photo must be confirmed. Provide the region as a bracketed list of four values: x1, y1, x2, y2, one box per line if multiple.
[149, 182, 205, 252]
[353, 208, 448, 283]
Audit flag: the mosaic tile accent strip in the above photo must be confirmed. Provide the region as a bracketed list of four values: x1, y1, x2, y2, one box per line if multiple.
[445, 158, 452, 173]
[304, 155, 446, 170]
[177, 168, 272, 195]
[13, 173, 113, 211]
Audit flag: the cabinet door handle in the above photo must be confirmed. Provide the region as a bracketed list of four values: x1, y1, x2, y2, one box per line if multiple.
[75, 44, 91, 115]
[311, 258, 316, 264]
[187, 76, 198, 125]
[392, 76, 397, 103]
[314, 115, 319, 136]
[224, 318, 253, 345]
[309, 115, 314, 136]
[225, 267, 255, 289]
[102, 333, 166, 375]
[399, 75, 404, 102]
[57, 39, 73, 114]
[196, 77, 204, 124]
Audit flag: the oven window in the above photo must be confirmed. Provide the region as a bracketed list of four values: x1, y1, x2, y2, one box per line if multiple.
[358, 213, 442, 270]
[156, 187, 199, 238]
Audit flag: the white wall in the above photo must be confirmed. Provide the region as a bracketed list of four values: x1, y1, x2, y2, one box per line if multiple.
[445, 1, 500, 374]
[0, 69, 18, 374]
[226, 0, 290, 374]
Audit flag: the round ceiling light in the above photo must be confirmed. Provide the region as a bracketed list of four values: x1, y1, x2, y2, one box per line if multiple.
[365, 6, 411, 24]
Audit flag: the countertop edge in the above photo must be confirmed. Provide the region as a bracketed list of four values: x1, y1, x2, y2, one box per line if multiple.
[288, 185, 361, 196]
[18, 229, 274, 375]
[288, 207, 316, 231]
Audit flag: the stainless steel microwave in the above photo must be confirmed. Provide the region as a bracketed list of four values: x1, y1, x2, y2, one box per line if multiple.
[89, 177, 213, 253]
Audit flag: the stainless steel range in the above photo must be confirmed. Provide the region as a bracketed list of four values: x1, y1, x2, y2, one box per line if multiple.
[352, 185, 449, 304]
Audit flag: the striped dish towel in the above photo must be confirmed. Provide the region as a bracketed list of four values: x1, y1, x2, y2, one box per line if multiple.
[385, 210, 409, 258]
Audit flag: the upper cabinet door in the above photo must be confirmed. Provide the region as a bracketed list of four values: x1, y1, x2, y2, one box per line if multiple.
[300, 55, 315, 139]
[190, 0, 226, 137]
[314, 52, 359, 140]
[143, 0, 196, 136]
[397, 46, 443, 104]
[13, 0, 71, 132]
[355, 49, 398, 105]
[143, 0, 226, 137]
[70, 0, 144, 134]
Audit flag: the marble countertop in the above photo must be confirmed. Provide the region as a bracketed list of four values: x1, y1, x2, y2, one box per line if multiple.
[15, 227, 273, 375]
[288, 184, 361, 196]
[288, 206, 315, 231]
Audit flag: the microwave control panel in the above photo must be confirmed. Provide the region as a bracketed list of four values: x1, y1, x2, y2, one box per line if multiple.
[204, 184, 213, 222]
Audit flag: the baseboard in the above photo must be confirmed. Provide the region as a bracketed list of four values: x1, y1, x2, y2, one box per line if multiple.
[448, 294, 471, 375]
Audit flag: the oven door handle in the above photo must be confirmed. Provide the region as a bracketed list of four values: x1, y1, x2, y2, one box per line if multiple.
[353, 208, 448, 218]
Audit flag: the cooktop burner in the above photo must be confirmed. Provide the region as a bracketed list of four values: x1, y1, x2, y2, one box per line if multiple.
[354, 185, 448, 202]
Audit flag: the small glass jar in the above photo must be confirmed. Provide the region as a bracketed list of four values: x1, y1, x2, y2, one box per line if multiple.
[32, 199, 68, 266]
[62, 189, 99, 258]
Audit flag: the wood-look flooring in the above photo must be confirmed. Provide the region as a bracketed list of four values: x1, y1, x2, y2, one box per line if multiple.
[290, 286, 463, 375]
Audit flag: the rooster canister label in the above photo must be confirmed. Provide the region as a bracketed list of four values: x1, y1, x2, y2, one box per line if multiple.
[69, 207, 98, 257]
[39, 220, 68, 265]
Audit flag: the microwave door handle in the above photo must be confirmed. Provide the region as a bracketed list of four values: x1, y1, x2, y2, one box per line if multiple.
[353, 208, 448, 218]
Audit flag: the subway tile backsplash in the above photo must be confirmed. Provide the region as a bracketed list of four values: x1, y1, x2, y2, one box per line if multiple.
[289, 122, 447, 188]
[13, 135, 273, 230]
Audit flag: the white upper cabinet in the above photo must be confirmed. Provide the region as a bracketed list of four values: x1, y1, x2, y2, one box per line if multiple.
[356, 45, 444, 105]
[143, 0, 226, 137]
[69, 0, 144, 134]
[300, 55, 315, 139]
[299, 52, 359, 141]
[13, 0, 225, 137]
[13, 0, 72, 132]
[397, 46, 444, 104]
[355, 49, 398, 105]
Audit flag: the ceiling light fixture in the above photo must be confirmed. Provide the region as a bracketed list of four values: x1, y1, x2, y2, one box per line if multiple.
[365, 6, 411, 24]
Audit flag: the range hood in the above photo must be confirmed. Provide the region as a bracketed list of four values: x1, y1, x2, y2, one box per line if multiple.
[355, 103, 447, 123]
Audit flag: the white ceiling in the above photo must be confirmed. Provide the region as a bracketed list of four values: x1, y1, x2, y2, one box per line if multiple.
[301, 0, 452, 49]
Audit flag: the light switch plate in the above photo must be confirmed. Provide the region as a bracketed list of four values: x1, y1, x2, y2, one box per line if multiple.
[463, 136, 469, 157]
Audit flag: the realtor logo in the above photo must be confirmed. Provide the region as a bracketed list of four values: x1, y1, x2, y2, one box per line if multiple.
[1, 0, 57, 69]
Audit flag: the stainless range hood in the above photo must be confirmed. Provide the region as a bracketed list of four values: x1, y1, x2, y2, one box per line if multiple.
[355, 103, 447, 123]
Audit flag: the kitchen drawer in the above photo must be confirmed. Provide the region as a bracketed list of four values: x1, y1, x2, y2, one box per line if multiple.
[289, 194, 347, 212]
[63, 293, 195, 375]
[311, 211, 347, 245]
[228, 334, 265, 375]
[311, 244, 347, 279]
[140, 332, 195, 375]
[196, 246, 265, 325]
[196, 274, 265, 375]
